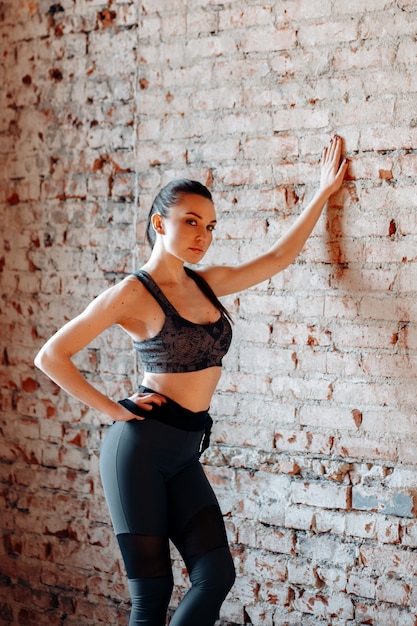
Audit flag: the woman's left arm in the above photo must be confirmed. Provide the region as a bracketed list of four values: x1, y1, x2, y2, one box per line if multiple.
[203, 135, 349, 296]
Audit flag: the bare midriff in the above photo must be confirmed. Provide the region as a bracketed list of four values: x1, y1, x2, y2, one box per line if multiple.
[142, 366, 222, 412]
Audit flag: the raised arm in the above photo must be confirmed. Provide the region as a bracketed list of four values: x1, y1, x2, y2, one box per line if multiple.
[34, 279, 165, 421]
[202, 135, 348, 296]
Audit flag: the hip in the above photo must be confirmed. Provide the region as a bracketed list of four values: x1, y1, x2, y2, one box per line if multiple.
[105, 386, 213, 459]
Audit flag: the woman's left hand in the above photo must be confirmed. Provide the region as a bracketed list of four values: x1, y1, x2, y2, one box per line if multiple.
[319, 135, 349, 198]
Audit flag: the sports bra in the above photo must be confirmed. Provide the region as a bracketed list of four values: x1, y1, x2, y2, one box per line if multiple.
[132, 269, 233, 373]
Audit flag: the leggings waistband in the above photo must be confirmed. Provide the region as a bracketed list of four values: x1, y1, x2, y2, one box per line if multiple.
[118, 386, 213, 455]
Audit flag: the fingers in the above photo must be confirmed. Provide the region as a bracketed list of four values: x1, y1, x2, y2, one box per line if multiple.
[323, 135, 343, 164]
[336, 157, 349, 182]
[140, 392, 166, 403]
[129, 391, 167, 411]
[319, 134, 348, 195]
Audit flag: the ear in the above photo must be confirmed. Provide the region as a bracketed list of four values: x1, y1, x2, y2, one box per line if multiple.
[151, 213, 164, 234]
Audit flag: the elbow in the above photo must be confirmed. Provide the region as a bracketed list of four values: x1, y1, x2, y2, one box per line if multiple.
[34, 348, 47, 373]
[34, 346, 56, 376]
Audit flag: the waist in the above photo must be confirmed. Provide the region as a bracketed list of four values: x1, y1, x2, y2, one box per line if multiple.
[118, 386, 213, 456]
[118, 386, 211, 432]
[142, 369, 221, 412]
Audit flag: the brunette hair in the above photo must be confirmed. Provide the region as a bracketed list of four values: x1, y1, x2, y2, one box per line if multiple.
[145, 179, 232, 322]
[145, 179, 213, 248]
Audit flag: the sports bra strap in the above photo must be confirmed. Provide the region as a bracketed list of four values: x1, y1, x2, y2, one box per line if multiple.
[134, 270, 179, 316]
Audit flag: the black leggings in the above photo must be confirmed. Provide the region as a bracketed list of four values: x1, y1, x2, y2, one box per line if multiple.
[99, 388, 235, 625]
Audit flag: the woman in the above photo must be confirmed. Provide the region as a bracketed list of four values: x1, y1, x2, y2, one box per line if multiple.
[34, 136, 348, 625]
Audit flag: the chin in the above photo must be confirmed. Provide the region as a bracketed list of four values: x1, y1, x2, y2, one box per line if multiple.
[191, 254, 206, 264]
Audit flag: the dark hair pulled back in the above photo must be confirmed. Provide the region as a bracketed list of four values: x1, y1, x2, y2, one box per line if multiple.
[144, 179, 232, 323]
[145, 179, 213, 248]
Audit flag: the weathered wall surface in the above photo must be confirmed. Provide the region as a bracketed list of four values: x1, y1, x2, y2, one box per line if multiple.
[1, 0, 417, 624]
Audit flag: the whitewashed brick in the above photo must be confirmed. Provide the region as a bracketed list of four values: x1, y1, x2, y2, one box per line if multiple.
[3, 0, 417, 623]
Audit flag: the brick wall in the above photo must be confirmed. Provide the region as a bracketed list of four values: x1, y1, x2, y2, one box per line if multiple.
[1, 1, 417, 624]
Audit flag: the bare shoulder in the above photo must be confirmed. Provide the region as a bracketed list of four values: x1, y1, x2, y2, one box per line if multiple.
[196, 259, 272, 297]
[194, 265, 239, 297]
[109, 273, 164, 340]
[43, 274, 159, 357]
[110, 273, 148, 301]
[90, 274, 153, 319]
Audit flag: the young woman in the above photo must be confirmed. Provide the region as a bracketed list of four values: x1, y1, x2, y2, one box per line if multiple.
[34, 136, 348, 626]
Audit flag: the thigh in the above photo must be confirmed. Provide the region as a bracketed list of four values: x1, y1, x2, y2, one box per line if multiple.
[167, 461, 219, 532]
[167, 462, 229, 572]
[100, 419, 168, 535]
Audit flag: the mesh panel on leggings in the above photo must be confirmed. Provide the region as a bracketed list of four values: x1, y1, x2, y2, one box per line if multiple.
[170, 504, 229, 573]
[117, 533, 172, 579]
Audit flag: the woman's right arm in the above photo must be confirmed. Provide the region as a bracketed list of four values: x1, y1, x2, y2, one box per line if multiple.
[34, 279, 162, 422]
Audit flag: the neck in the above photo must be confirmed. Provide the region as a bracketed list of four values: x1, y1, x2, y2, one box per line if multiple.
[142, 248, 187, 284]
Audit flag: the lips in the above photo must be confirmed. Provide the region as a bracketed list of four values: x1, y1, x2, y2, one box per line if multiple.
[189, 247, 204, 254]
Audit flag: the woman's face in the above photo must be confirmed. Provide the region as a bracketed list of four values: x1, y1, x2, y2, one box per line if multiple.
[154, 194, 217, 263]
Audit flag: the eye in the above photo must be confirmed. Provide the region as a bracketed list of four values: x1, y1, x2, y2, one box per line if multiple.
[186, 219, 197, 226]
[207, 225, 215, 232]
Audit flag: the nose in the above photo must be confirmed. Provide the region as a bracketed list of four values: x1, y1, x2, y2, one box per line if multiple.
[196, 227, 208, 243]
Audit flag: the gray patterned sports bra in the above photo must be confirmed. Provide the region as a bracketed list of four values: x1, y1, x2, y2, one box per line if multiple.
[132, 269, 232, 373]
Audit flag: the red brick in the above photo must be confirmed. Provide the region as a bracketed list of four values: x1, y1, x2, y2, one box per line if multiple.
[293, 589, 354, 620]
[333, 435, 397, 462]
[355, 601, 417, 626]
[375, 576, 411, 606]
[275, 429, 333, 455]
[290, 480, 351, 510]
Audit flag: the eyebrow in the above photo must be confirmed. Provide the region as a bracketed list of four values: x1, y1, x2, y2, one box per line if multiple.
[185, 211, 217, 224]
